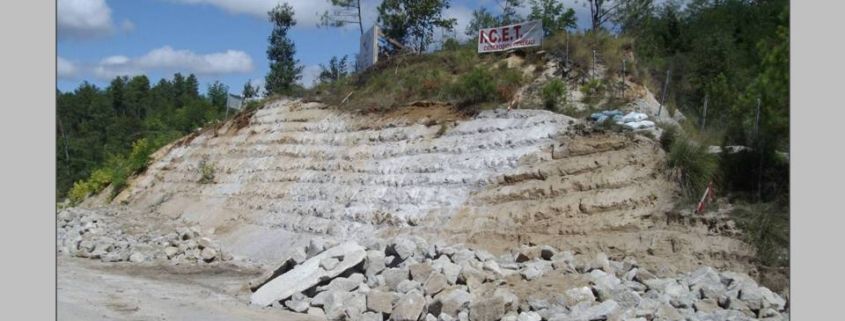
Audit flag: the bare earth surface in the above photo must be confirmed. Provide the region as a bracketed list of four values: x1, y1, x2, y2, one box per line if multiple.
[57, 256, 319, 321]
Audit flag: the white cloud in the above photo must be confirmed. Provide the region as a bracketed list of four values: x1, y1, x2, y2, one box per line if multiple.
[92, 46, 255, 80]
[58, 0, 130, 40]
[167, 0, 334, 27]
[57, 56, 78, 79]
[298, 64, 322, 89]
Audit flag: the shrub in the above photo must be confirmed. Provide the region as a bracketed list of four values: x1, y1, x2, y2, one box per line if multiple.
[666, 135, 718, 201]
[198, 159, 216, 184]
[68, 168, 112, 204]
[580, 78, 606, 103]
[731, 202, 789, 266]
[542, 79, 567, 110]
[449, 67, 497, 105]
[659, 124, 679, 151]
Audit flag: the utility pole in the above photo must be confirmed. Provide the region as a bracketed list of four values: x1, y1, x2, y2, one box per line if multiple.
[701, 94, 708, 131]
[658, 69, 671, 117]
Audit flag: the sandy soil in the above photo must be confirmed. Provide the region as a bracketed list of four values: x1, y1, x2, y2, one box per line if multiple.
[57, 256, 320, 321]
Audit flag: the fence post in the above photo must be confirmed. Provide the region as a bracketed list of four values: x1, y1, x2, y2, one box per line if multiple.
[701, 94, 708, 131]
[592, 49, 597, 80]
[658, 68, 671, 117]
[621, 59, 626, 100]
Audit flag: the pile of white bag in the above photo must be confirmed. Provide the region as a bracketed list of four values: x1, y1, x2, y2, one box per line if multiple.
[618, 112, 655, 130]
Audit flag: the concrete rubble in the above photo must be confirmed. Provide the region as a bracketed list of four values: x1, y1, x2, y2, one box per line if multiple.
[248, 237, 789, 321]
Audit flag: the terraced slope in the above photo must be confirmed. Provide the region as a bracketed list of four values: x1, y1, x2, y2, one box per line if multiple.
[105, 98, 752, 275]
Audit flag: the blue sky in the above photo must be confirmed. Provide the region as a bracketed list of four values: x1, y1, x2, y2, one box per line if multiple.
[58, 0, 595, 95]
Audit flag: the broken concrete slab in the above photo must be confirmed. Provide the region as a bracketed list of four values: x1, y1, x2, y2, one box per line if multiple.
[250, 241, 367, 306]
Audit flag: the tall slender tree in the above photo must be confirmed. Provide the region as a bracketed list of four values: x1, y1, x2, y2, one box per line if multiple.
[265, 3, 303, 96]
[319, 0, 364, 34]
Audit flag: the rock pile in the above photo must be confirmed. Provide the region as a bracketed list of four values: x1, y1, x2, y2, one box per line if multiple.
[251, 237, 788, 321]
[56, 207, 232, 264]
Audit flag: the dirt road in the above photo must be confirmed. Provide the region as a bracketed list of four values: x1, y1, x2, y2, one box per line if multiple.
[57, 256, 318, 321]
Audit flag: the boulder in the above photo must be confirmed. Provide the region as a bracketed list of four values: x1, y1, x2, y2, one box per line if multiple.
[361, 311, 384, 321]
[318, 273, 365, 292]
[250, 242, 367, 306]
[469, 296, 505, 321]
[383, 268, 411, 291]
[411, 263, 435, 282]
[693, 298, 719, 313]
[433, 287, 472, 317]
[129, 252, 146, 263]
[389, 238, 418, 261]
[391, 291, 426, 321]
[397, 280, 422, 294]
[424, 272, 449, 296]
[517, 311, 541, 321]
[539, 246, 556, 261]
[451, 249, 477, 265]
[366, 250, 387, 276]
[324, 291, 366, 321]
[285, 293, 311, 313]
[307, 307, 326, 319]
[163, 246, 179, 259]
[306, 238, 327, 258]
[200, 247, 217, 262]
[563, 287, 595, 307]
[367, 289, 398, 314]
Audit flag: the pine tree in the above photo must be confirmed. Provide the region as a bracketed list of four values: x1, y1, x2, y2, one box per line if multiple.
[265, 3, 303, 96]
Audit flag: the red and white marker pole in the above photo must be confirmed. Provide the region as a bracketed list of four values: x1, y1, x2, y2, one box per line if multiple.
[695, 181, 715, 214]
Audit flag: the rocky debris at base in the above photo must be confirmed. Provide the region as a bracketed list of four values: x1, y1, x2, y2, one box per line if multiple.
[56, 207, 232, 264]
[252, 237, 789, 321]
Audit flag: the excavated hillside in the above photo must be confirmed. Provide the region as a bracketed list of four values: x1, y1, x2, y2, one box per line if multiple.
[88, 97, 753, 277]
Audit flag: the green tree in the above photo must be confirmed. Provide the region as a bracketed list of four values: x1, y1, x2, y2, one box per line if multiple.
[207, 81, 229, 111]
[265, 3, 303, 96]
[465, 7, 499, 38]
[319, 0, 364, 34]
[377, 0, 457, 53]
[318, 55, 350, 83]
[528, 0, 577, 36]
[242, 81, 259, 99]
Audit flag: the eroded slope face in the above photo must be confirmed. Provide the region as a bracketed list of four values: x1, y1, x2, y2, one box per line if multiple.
[115, 99, 751, 274]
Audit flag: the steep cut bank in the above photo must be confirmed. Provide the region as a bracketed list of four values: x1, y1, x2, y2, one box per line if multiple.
[89, 98, 753, 277]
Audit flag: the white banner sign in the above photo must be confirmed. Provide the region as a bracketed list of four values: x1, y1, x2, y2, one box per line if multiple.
[477, 20, 543, 53]
[358, 25, 379, 71]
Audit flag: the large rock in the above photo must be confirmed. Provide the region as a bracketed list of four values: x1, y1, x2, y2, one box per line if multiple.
[411, 263, 435, 282]
[563, 287, 595, 307]
[469, 296, 505, 321]
[367, 289, 398, 314]
[250, 242, 367, 306]
[433, 287, 472, 317]
[324, 291, 367, 321]
[367, 250, 387, 276]
[517, 312, 541, 321]
[391, 291, 426, 321]
[383, 267, 411, 291]
[389, 238, 418, 261]
[424, 272, 449, 296]
[318, 273, 366, 292]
